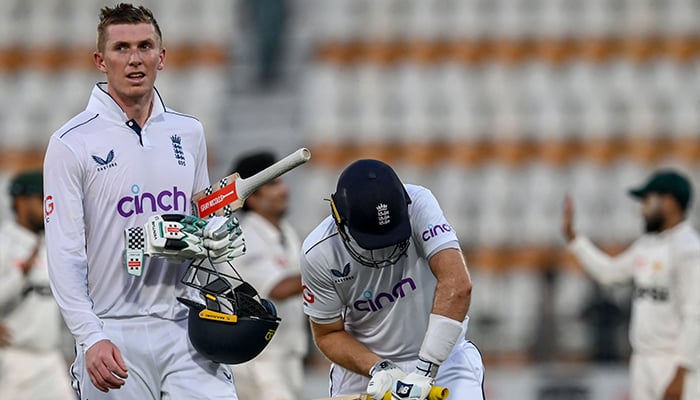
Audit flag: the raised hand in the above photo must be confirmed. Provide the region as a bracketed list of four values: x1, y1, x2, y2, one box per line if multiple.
[562, 193, 576, 242]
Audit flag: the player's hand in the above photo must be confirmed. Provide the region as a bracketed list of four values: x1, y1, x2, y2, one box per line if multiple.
[662, 367, 685, 400]
[85, 340, 128, 392]
[0, 323, 11, 347]
[144, 214, 209, 261]
[201, 215, 246, 263]
[390, 372, 434, 400]
[125, 214, 209, 263]
[367, 359, 406, 400]
[562, 194, 576, 242]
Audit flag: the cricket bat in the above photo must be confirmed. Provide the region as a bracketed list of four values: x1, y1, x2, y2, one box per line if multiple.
[314, 386, 449, 400]
[192, 148, 311, 218]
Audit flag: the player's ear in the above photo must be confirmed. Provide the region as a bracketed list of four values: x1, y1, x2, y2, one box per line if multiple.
[157, 47, 166, 70]
[93, 51, 107, 73]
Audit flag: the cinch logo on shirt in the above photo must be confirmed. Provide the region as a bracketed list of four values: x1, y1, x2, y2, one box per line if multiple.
[117, 184, 187, 217]
[353, 277, 417, 312]
[422, 223, 453, 241]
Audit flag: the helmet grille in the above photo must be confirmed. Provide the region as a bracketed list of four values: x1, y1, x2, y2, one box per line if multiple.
[233, 291, 269, 318]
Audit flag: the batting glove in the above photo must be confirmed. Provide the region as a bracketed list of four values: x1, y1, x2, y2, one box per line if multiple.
[367, 359, 406, 400]
[124, 214, 209, 263]
[201, 215, 246, 264]
[390, 372, 434, 400]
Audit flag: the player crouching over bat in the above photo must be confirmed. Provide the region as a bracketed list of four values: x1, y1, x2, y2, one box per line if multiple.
[301, 159, 486, 400]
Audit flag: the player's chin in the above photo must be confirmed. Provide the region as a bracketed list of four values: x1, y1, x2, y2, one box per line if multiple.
[121, 81, 153, 96]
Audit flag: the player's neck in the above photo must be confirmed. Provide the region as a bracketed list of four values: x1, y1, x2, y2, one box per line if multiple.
[662, 215, 685, 232]
[257, 211, 282, 230]
[111, 90, 154, 128]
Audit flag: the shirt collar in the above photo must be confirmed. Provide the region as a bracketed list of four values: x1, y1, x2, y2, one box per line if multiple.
[86, 82, 167, 125]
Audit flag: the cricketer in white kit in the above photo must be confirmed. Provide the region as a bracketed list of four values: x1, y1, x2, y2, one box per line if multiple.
[301, 159, 485, 399]
[0, 218, 75, 400]
[569, 223, 700, 400]
[43, 83, 237, 399]
[565, 169, 700, 400]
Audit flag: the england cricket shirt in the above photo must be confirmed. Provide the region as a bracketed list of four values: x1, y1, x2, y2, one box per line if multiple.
[301, 184, 464, 362]
[43, 83, 210, 349]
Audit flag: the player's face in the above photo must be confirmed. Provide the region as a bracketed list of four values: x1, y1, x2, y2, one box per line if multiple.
[17, 195, 45, 233]
[641, 194, 665, 233]
[94, 23, 165, 106]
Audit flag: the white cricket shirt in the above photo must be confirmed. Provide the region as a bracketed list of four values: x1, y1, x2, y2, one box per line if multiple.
[43, 83, 210, 350]
[301, 184, 462, 362]
[0, 221, 63, 351]
[569, 221, 700, 368]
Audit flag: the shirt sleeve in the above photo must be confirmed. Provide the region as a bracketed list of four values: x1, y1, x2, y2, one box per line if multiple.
[568, 236, 636, 285]
[192, 124, 210, 195]
[300, 250, 343, 321]
[0, 239, 25, 314]
[674, 246, 700, 368]
[407, 185, 461, 259]
[44, 137, 108, 349]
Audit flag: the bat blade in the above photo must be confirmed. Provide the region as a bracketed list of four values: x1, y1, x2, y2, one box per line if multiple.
[313, 395, 370, 400]
[192, 148, 311, 218]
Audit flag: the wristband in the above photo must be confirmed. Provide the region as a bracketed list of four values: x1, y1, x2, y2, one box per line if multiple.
[418, 314, 463, 366]
[415, 357, 440, 378]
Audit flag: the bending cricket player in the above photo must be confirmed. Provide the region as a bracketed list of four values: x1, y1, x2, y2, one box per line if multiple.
[300, 159, 486, 399]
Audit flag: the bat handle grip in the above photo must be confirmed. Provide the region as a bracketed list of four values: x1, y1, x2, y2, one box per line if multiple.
[428, 386, 449, 400]
[380, 386, 449, 400]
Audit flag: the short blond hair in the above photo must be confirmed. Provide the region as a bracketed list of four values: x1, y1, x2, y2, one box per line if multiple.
[96, 3, 162, 52]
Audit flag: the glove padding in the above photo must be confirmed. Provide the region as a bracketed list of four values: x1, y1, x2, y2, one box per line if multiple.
[201, 215, 246, 263]
[367, 360, 406, 400]
[390, 372, 434, 400]
[142, 214, 208, 262]
[125, 214, 245, 263]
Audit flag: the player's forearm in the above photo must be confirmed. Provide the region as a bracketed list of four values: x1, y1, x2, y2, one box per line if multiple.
[568, 236, 634, 285]
[0, 263, 25, 308]
[268, 274, 302, 301]
[314, 329, 380, 376]
[432, 277, 471, 322]
[46, 251, 106, 348]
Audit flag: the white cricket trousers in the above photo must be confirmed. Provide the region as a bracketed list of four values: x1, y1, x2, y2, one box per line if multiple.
[630, 352, 700, 400]
[71, 316, 238, 400]
[0, 347, 76, 400]
[329, 339, 485, 399]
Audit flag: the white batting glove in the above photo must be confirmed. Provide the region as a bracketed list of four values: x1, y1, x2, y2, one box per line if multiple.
[390, 357, 441, 400]
[390, 372, 434, 400]
[367, 359, 406, 400]
[201, 215, 246, 264]
[124, 214, 208, 262]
